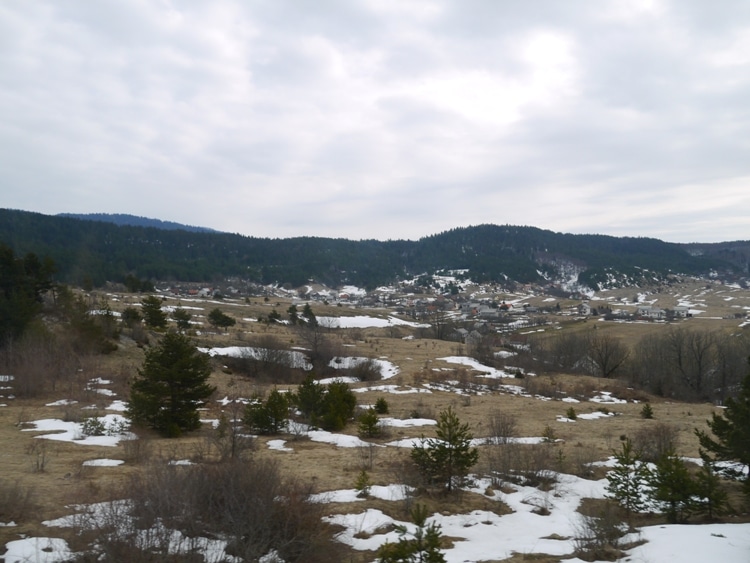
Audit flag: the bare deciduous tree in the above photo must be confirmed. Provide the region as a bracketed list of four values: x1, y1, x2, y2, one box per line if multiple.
[588, 333, 630, 379]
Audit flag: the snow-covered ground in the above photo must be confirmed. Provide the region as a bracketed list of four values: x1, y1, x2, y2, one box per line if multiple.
[318, 314, 429, 329]
[8, 465, 750, 563]
[5, 320, 750, 562]
[6, 392, 750, 562]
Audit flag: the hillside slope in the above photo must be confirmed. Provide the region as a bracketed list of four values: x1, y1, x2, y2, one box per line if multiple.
[0, 209, 733, 289]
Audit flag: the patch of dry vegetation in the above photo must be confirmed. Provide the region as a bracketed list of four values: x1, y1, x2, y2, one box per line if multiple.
[1, 281, 749, 559]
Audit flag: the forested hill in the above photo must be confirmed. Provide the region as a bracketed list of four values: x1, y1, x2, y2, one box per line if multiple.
[56, 213, 218, 233]
[0, 209, 735, 289]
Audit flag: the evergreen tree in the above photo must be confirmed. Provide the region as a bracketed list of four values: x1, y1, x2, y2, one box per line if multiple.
[140, 295, 168, 329]
[244, 388, 289, 434]
[0, 244, 55, 345]
[605, 438, 651, 519]
[411, 406, 479, 492]
[128, 332, 215, 437]
[321, 379, 357, 431]
[294, 375, 326, 426]
[649, 450, 696, 523]
[267, 308, 281, 323]
[292, 376, 356, 431]
[377, 504, 446, 563]
[695, 363, 750, 497]
[358, 408, 382, 439]
[287, 304, 299, 325]
[301, 303, 318, 326]
[207, 308, 236, 331]
[121, 306, 142, 327]
[693, 452, 730, 521]
[172, 308, 192, 330]
[374, 397, 390, 414]
[354, 469, 372, 498]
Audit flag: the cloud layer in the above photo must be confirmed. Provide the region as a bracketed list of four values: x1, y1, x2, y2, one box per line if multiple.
[2, 1, 749, 242]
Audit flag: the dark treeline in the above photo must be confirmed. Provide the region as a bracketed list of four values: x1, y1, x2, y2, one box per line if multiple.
[57, 213, 219, 233]
[0, 209, 732, 289]
[523, 327, 750, 403]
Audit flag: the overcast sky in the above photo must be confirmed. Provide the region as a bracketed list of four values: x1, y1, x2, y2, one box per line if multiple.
[2, 1, 749, 243]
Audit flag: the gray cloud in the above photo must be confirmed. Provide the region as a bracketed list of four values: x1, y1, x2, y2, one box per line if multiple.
[1, 0, 748, 242]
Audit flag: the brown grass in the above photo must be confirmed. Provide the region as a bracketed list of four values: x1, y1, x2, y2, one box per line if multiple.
[1, 280, 748, 556]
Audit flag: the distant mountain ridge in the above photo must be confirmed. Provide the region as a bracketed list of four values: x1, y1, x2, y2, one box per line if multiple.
[57, 213, 218, 233]
[1, 208, 746, 289]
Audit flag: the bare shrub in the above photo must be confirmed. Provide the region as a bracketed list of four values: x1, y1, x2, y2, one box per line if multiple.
[0, 479, 36, 523]
[523, 375, 565, 400]
[357, 443, 379, 471]
[2, 330, 79, 398]
[222, 336, 305, 384]
[121, 458, 329, 562]
[349, 358, 382, 382]
[486, 411, 518, 445]
[633, 423, 679, 463]
[212, 406, 255, 462]
[572, 502, 626, 561]
[568, 443, 602, 479]
[385, 451, 421, 513]
[486, 443, 558, 489]
[26, 440, 51, 473]
[408, 398, 434, 421]
[122, 437, 153, 464]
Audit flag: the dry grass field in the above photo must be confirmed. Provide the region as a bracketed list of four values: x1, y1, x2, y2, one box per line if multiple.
[1, 279, 748, 559]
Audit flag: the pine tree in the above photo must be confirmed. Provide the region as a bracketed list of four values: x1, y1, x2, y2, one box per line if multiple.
[294, 375, 325, 426]
[0, 245, 55, 344]
[374, 397, 390, 414]
[128, 332, 215, 437]
[287, 304, 299, 325]
[649, 449, 696, 523]
[140, 295, 168, 329]
[301, 303, 318, 326]
[377, 504, 446, 563]
[244, 389, 289, 435]
[605, 438, 651, 519]
[358, 408, 382, 439]
[693, 452, 730, 521]
[208, 308, 236, 331]
[172, 308, 192, 330]
[321, 379, 357, 431]
[695, 363, 750, 497]
[411, 406, 479, 492]
[292, 376, 356, 431]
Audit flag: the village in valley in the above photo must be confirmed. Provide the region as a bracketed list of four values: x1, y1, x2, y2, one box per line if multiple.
[3, 265, 749, 563]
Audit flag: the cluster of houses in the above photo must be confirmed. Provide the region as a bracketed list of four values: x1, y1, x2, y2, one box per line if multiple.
[575, 302, 693, 321]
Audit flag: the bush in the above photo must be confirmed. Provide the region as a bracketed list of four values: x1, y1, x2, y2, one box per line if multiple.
[127, 332, 215, 437]
[0, 479, 36, 523]
[374, 397, 390, 414]
[486, 411, 517, 445]
[411, 407, 479, 492]
[292, 376, 356, 431]
[79, 459, 329, 562]
[357, 408, 382, 439]
[351, 358, 382, 382]
[633, 423, 677, 463]
[376, 504, 446, 563]
[573, 503, 626, 561]
[244, 389, 289, 435]
[542, 424, 557, 443]
[80, 417, 106, 437]
[354, 469, 372, 498]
